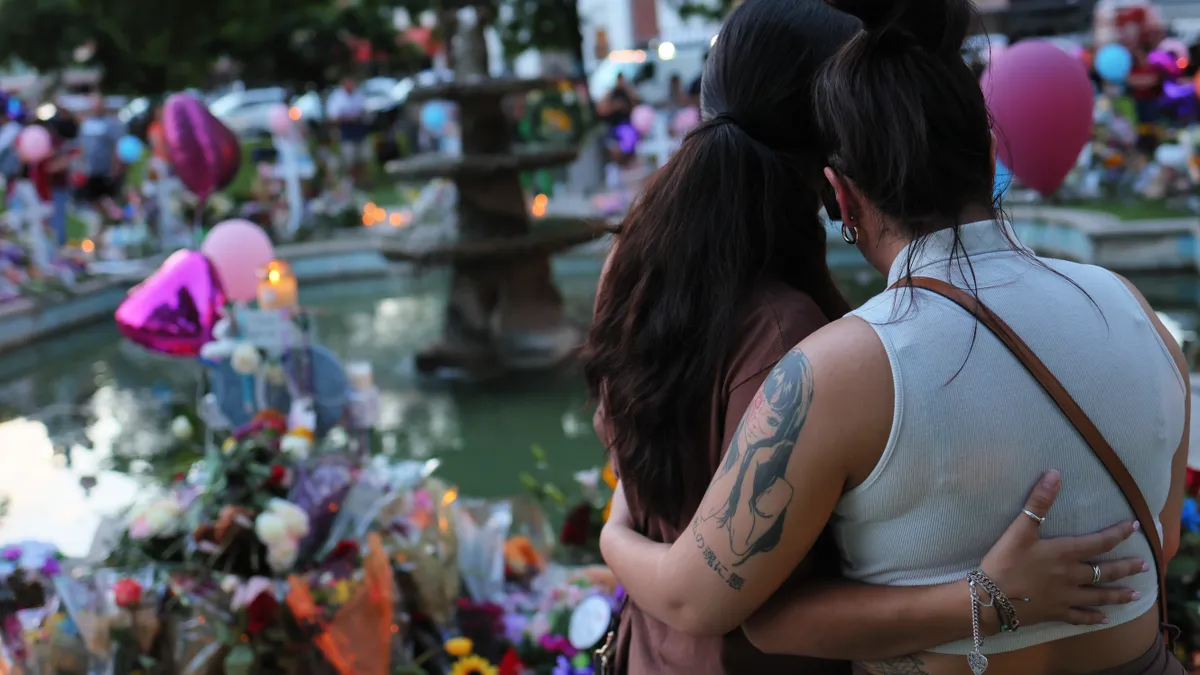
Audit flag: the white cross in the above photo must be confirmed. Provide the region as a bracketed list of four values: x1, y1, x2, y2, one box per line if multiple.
[272, 131, 315, 239]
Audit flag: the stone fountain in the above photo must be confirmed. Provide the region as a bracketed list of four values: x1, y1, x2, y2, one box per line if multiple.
[382, 1, 602, 377]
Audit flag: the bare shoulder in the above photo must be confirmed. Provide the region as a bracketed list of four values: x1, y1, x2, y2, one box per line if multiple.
[779, 316, 895, 486]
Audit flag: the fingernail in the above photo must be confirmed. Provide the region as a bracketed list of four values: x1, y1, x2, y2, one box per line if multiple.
[1041, 470, 1061, 489]
[1131, 591, 1142, 600]
[1101, 617, 1110, 624]
[1141, 562, 1150, 572]
[1132, 521, 1141, 532]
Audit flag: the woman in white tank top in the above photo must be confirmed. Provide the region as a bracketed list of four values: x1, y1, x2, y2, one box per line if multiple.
[596, 0, 1189, 673]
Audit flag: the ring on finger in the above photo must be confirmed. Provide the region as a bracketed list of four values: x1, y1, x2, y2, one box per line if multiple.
[1091, 564, 1102, 585]
[1021, 508, 1046, 525]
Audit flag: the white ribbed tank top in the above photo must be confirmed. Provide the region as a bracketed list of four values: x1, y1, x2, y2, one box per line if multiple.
[838, 220, 1186, 654]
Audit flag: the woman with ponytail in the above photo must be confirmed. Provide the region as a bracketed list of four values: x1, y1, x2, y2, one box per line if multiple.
[595, 0, 1187, 673]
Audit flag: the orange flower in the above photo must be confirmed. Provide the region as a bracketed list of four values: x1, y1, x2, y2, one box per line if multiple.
[504, 536, 544, 575]
[601, 460, 617, 490]
[603, 499, 612, 522]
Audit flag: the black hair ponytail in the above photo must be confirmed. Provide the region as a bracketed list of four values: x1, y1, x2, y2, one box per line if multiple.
[815, 0, 994, 231]
[582, 0, 859, 526]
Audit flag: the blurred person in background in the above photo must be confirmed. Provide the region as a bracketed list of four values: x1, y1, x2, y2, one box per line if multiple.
[326, 76, 370, 188]
[75, 94, 124, 221]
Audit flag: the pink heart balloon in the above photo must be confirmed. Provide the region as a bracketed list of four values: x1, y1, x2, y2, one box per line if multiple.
[115, 250, 226, 357]
[981, 41, 1094, 196]
[163, 93, 222, 200]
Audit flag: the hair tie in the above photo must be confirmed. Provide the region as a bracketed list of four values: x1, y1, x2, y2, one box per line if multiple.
[711, 112, 742, 129]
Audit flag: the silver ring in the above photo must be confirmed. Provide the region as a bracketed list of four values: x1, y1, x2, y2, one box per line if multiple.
[1021, 508, 1046, 525]
[1092, 564, 1102, 584]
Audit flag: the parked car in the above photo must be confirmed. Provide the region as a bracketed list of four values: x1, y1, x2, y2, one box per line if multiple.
[210, 87, 289, 138]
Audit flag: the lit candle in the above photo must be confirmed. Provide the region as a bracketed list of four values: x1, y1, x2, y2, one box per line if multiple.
[257, 260, 298, 310]
[346, 362, 374, 391]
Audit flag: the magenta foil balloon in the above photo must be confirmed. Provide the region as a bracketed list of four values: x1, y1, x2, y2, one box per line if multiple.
[163, 93, 222, 199]
[213, 116, 242, 191]
[115, 250, 226, 357]
[981, 41, 1094, 197]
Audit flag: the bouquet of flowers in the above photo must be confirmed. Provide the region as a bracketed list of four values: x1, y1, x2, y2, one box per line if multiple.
[519, 447, 616, 565]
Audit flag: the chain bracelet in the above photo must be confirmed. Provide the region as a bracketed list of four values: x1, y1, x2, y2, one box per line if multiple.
[968, 568, 1021, 633]
[967, 579, 989, 675]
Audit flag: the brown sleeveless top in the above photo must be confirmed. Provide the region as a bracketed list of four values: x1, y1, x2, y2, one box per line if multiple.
[594, 279, 849, 675]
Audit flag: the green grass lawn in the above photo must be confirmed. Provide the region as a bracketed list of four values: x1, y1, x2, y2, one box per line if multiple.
[1058, 198, 1193, 221]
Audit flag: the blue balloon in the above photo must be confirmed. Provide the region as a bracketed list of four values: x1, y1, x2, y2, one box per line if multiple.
[1096, 44, 1133, 83]
[994, 160, 1012, 201]
[421, 102, 448, 135]
[116, 135, 144, 163]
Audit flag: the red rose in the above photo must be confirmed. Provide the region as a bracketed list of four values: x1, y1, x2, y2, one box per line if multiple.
[113, 579, 142, 609]
[560, 503, 591, 547]
[499, 647, 525, 675]
[267, 464, 288, 487]
[326, 539, 359, 562]
[246, 591, 279, 633]
[1187, 468, 1200, 497]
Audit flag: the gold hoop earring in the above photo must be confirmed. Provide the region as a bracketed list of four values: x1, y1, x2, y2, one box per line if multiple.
[841, 218, 859, 245]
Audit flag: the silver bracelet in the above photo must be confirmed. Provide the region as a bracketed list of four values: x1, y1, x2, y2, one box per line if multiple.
[968, 578, 989, 675]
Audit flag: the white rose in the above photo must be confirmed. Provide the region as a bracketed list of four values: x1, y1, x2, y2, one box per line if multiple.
[264, 364, 286, 386]
[230, 343, 262, 375]
[171, 416, 193, 441]
[280, 434, 312, 460]
[128, 498, 183, 539]
[266, 538, 299, 573]
[220, 575, 240, 594]
[199, 340, 234, 362]
[254, 512, 289, 547]
[267, 499, 310, 538]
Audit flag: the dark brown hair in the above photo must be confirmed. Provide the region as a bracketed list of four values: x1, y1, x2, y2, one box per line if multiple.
[582, 0, 859, 525]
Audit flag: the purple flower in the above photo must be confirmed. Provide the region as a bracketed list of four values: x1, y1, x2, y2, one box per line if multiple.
[553, 656, 573, 675]
[540, 634, 578, 657]
[611, 585, 626, 611]
[0, 547, 19, 562]
[39, 557, 61, 577]
[503, 611, 528, 644]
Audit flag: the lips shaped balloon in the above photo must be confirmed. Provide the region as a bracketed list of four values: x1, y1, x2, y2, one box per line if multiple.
[982, 41, 1094, 197]
[115, 250, 226, 357]
[163, 93, 241, 199]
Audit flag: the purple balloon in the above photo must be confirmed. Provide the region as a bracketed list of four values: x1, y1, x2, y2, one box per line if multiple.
[982, 41, 1094, 196]
[114, 250, 226, 357]
[163, 93, 222, 199]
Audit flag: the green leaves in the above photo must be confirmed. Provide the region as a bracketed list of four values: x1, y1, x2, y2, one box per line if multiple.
[223, 644, 256, 675]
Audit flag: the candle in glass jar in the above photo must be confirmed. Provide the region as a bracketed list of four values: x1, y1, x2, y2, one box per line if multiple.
[346, 362, 374, 391]
[257, 260, 298, 310]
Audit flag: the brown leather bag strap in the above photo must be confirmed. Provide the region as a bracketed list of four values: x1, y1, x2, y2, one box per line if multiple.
[892, 276, 1170, 633]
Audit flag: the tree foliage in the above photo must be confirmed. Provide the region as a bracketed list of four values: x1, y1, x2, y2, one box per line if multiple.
[669, 0, 734, 23]
[0, 0, 594, 93]
[0, 0, 423, 94]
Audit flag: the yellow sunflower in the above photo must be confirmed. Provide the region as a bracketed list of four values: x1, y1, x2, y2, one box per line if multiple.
[449, 655, 497, 675]
[444, 637, 474, 658]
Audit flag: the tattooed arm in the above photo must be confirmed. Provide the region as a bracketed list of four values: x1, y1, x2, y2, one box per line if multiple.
[599, 318, 895, 635]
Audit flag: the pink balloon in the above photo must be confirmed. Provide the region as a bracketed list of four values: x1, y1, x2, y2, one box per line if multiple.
[982, 41, 1094, 196]
[115, 250, 226, 357]
[16, 126, 51, 163]
[267, 104, 293, 137]
[631, 105, 656, 134]
[163, 93, 223, 200]
[201, 219, 275, 302]
[671, 106, 700, 135]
